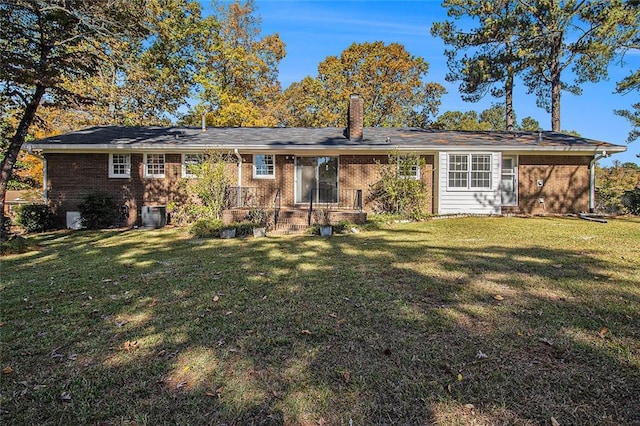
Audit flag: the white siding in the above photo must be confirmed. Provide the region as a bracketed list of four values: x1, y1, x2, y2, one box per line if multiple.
[437, 152, 502, 215]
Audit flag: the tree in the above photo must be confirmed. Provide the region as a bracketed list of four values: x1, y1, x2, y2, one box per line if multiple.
[431, 104, 540, 131]
[614, 9, 640, 145]
[0, 0, 146, 239]
[33, 0, 212, 128]
[279, 41, 445, 128]
[519, 0, 639, 131]
[432, 0, 527, 130]
[186, 0, 285, 127]
[431, 110, 490, 131]
[596, 161, 640, 213]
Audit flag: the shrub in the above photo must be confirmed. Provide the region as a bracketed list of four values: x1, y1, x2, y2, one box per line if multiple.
[2, 215, 12, 237]
[246, 207, 270, 227]
[16, 204, 54, 233]
[187, 151, 231, 220]
[233, 221, 255, 237]
[368, 151, 429, 220]
[621, 188, 640, 215]
[189, 218, 223, 238]
[78, 193, 117, 229]
[167, 202, 210, 226]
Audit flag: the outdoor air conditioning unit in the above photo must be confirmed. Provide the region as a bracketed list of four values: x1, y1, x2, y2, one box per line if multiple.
[141, 205, 167, 228]
[66, 211, 82, 230]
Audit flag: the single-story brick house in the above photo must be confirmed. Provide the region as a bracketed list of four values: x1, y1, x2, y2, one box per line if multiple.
[24, 95, 625, 228]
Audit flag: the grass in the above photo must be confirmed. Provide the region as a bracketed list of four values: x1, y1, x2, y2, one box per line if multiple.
[1, 216, 639, 425]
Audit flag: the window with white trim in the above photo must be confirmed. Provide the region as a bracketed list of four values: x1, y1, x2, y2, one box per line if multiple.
[448, 154, 492, 190]
[109, 154, 131, 178]
[470, 154, 491, 188]
[448, 154, 468, 188]
[253, 154, 275, 179]
[182, 153, 204, 178]
[144, 153, 165, 178]
[399, 163, 420, 180]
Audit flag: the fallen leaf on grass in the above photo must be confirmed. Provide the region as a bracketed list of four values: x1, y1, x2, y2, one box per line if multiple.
[343, 371, 350, 383]
[599, 327, 609, 338]
[213, 295, 220, 302]
[301, 329, 312, 335]
[121, 340, 139, 352]
[493, 294, 504, 301]
[551, 416, 560, 426]
[2, 366, 13, 375]
[457, 373, 463, 382]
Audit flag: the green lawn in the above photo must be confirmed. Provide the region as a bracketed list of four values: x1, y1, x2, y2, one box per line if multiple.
[1, 217, 639, 425]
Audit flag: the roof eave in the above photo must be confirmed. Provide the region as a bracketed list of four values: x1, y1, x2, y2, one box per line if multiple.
[23, 142, 627, 154]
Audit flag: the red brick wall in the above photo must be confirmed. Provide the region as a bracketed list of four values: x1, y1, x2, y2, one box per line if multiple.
[339, 154, 434, 214]
[502, 155, 592, 215]
[46, 153, 190, 227]
[45, 152, 437, 227]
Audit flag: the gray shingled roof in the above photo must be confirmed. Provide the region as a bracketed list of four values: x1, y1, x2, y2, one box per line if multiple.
[25, 125, 625, 153]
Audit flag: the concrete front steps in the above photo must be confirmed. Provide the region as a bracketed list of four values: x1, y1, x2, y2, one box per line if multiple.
[222, 208, 367, 235]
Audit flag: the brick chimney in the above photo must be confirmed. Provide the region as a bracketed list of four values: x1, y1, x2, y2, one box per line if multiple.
[347, 94, 364, 142]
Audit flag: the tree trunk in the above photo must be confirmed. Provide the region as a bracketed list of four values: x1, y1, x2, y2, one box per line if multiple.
[505, 64, 515, 131]
[550, 33, 562, 132]
[0, 85, 47, 240]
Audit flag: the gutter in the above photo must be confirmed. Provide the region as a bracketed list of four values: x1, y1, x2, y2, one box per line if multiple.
[23, 143, 629, 154]
[589, 150, 608, 213]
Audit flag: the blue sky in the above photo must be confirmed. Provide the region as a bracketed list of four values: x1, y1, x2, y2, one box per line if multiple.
[205, 0, 640, 166]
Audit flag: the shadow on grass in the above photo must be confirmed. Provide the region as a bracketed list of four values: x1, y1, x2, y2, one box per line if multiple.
[1, 219, 639, 425]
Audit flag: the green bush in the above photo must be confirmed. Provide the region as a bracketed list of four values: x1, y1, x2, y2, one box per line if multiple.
[167, 202, 210, 226]
[233, 221, 255, 237]
[78, 193, 117, 229]
[622, 188, 640, 215]
[2, 214, 12, 236]
[16, 204, 54, 233]
[368, 151, 430, 221]
[189, 218, 223, 238]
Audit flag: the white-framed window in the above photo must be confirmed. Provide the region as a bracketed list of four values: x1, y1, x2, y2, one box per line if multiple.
[399, 163, 420, 180]
[253, 154, 275, 179]
[448, 154, 468, 188]
[448, 154, 492, 190]
[109, 153, 131, 178]
[144, 153, 165, 178]
[182, 153, 204, 178]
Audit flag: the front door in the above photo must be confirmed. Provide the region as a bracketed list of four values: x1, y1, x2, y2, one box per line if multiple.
[295, 156, 339, 203]
[501, 156, 518, 206]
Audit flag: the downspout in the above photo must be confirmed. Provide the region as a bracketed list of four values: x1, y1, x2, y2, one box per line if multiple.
[234, 148, 242, 207]
[589, 150, 607, 213]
